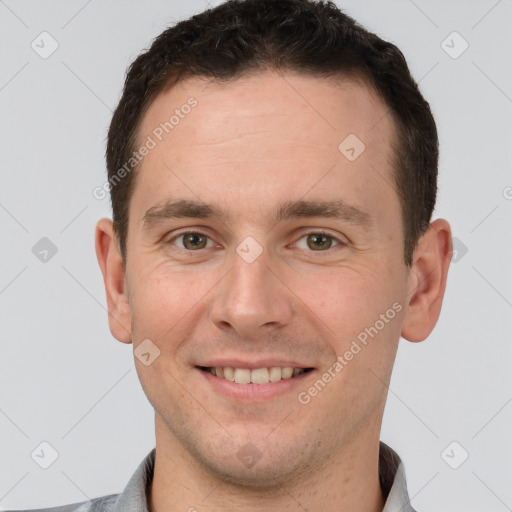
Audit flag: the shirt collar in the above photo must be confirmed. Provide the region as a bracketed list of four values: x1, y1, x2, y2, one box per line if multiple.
[379, 441, 417, 512]
[112, 442, 415, 512]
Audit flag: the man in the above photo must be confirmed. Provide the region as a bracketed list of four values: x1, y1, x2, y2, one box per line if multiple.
[14, 0, 452, 510]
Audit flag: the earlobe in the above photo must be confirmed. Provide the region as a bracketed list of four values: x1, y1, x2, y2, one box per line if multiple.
[401, 219, 453, 343]
[95, 218, 132, 344]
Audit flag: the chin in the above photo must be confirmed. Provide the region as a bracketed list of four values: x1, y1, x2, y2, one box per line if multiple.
[189, 435, 313, 490]
[204, 458, 301, 490]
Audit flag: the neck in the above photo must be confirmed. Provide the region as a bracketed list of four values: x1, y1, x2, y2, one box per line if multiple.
[148, 421, 385, 512]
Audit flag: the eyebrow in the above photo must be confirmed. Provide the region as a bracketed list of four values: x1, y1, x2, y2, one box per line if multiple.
[142, 198, 373, 230]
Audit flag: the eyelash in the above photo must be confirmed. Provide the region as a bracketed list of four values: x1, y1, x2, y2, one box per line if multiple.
[165, 229, 346, 254]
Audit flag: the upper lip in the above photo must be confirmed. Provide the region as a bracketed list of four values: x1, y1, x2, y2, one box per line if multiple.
[197, 360, 315, 370]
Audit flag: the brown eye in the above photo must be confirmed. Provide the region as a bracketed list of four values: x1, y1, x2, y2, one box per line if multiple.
[306, 233, 333, 251]
[183, 233, 208, 250]
[175, 232, 210, 250]
[293, 231, 344, 253]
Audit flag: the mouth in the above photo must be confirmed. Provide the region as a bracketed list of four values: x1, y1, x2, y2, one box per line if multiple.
[197, 366, 315, 385]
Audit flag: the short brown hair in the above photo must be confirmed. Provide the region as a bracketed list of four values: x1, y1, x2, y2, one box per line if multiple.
[106, 0, 438, 267]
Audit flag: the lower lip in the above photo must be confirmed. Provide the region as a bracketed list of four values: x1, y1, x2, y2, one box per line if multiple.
[197, 368, 314, 401]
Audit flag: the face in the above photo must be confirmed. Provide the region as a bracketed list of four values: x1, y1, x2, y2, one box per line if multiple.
[98, 71, 443, 487]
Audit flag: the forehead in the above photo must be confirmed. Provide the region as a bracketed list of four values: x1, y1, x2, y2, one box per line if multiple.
[132, 70, 399, 230]
[142, 71, 393, 146]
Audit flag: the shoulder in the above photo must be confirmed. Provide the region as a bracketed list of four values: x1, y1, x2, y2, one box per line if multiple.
[3, 494, 119, 512]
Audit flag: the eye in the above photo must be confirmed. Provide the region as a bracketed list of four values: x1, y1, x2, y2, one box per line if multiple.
[166, 230, 345, 253]
[294, 231, 343, 251]
[169, 232, 215, 251]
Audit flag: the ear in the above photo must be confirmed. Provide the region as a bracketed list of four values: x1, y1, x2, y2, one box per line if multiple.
[95, 218, 132, 344]
[401, 218, 453, 342]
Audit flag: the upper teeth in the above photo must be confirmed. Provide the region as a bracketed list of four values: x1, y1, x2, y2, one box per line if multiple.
[209, 367, 305, 384]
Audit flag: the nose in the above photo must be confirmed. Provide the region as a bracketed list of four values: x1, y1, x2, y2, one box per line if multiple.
[209, 244, 295, 338]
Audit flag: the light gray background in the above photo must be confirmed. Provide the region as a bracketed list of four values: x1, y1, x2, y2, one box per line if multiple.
[0, 0, 511, 510]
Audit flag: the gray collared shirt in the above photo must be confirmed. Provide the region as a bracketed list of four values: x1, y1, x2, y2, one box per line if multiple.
[9, 442, 417, 512]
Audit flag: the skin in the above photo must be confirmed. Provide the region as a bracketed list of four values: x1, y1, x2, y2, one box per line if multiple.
[96, 70, 452, 511]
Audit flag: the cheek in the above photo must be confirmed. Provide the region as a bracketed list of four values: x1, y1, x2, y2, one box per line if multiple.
[294, 265, 383, 322]
[128, 267, 181, 342]
[127, 261, 217, 340]
[297, 265, 403, 356]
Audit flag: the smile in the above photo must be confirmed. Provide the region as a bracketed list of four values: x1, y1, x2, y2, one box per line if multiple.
[199, 366, 314, 384]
